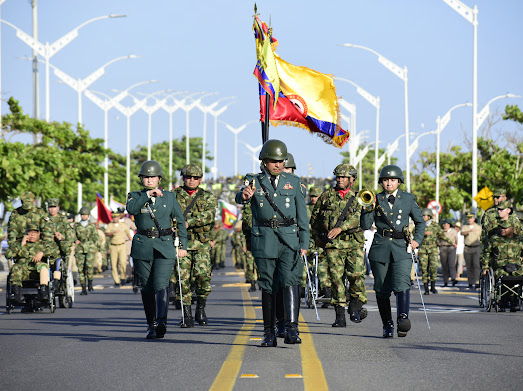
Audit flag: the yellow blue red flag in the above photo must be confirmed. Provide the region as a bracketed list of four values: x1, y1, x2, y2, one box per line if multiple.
[253, 16, 280, 108]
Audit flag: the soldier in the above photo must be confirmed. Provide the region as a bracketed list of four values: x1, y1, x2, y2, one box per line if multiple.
[481, 188, 522, 242]
[439, 219, 458, 287]
[481, 202, 523, 312]
[10, 224, 53, 309]
[241, 202, 258, 292]
[173, 164, 218, 327]
[361, 165, 425, 338]
[210, 220, 228, 270]
[127, 160, 188, 339]
[231, 221, 245, 270]
[310, 163, 367, 327]
[461, 213, 482, 289]
[42, 198, 74, 275]
[236, 139, 309, 347]
[74, 207, 102, 295]
[6, 191, 46, 260]
[106, 208, 132, 287]
[417, 208, 453, 295]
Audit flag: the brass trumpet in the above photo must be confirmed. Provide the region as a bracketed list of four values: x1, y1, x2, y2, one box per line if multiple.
[357, 188, 376, 211]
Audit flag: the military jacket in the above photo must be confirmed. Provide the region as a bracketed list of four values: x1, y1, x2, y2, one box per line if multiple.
[173, 187, 217, 251]
[210, 227, 229, 245]
[481, 234, 523, 273]
[6, 206, 47, 258]
[42, 214, 74, 259]
[12, 239, 54, 263]
[361, 189, 425, 263]
[416, 220, 452, 253]
[235, 171, 309, 258]
[310, 188, 363, 249]
[481, 208, 522, 243]
[127, 189, 188, 260]
[73, 222, 101, 254]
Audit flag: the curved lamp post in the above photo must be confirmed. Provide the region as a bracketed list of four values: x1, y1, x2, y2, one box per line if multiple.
[210, 100, 236, 181]
[220, 120, 257, 177]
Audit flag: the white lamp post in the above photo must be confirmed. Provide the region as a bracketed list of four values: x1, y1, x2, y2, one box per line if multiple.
[339, 100, 357, 165]
[113, 80, 158, 196]
[220, 120, 257, 177]
[386, 133, 408, 165]
[335, 76, 380, 190]
[0, 0, 8, 130]
[210, 100, 236, 181]
[339, 43, 411, 191]
[176, 92, 208, 165]
[0, 14, 126, 122]
[241, 141, 263, 173]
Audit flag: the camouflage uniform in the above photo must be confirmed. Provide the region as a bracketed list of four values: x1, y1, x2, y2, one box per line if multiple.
[231, 229, 245, 270]
[73, 219, 102, 285]
[210, 221, 228, 269]
[10, 231, 53, 287]
[6, 192, 47, 259]
[306, 188, 325, 291]
[41, 200, 75, 269]
[241, 203, 258, 289]
[173, 185, 217, 307]
[481, 188, 522, 244]
[417, 220, 452, 284]
[310, 187, 366, 307]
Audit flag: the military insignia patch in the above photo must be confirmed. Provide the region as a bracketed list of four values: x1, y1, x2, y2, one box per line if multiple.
[283, 183, 293, 190]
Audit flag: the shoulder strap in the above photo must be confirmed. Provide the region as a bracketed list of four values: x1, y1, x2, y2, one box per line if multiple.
[375, 203, 403, 235]
[145, 202, 162, 232]
[258, 180, 287, 220]
[333, 195, 356, 229]
[183, 188, 204, 218]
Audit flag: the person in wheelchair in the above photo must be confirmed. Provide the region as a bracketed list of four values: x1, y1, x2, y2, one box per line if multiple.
[10, 224, 54, 310]
[481, 203, 523, 312]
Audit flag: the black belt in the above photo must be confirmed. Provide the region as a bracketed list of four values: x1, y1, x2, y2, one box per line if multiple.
[376, 227, 405, 239]
[137, 228, 172, 238]
[254, 218, 296, 229]
[465, 245, 480, 248]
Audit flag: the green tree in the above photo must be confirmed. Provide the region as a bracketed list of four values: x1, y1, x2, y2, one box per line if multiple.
[0, 98, 106, 214]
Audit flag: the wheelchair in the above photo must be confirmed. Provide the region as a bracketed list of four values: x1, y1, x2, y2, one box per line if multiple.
[482, 267, 523, 312]
[5, 257, 74, 314]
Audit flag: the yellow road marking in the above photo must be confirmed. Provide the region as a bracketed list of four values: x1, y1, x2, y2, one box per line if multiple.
[222, 283, 250, 287]
[255, 319, 263, 322]
[250, 337, 262, 341]
[251, 296, 259, 299]
[299, 313, 329, 390]
[240, 374, 259, 378]
[254, 306, 262, 309]
[286, 374, 303, 378]
[209, 289, 255, 391]
[225, 272, 244, 276]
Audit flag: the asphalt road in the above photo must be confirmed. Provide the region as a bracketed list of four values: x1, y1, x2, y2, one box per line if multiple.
[1, 256, 522, 391]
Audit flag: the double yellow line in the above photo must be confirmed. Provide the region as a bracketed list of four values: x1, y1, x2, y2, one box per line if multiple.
[209, 289, 328, 390]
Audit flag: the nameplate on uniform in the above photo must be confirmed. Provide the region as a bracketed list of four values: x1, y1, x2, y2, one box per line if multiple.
[140, 208, 148, 214]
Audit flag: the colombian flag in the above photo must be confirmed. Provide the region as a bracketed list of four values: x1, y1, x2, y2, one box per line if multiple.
[219, 200, 238, 230]
[96, 193, 113, 224]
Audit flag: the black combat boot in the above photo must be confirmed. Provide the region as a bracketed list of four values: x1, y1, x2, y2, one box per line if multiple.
[88, 279, 94, 292]
[283, 285, 301, 344]
[180, 304, 194, 328]
[248, 281, 257, 292]
[12, 285, 22, 302]
[219, 262, 225, 269]
[332, 305, 347, 327]
[357, 300, 368, 320]
[396, 290, 411, 337]
[39, 285, 49, 301]
[195, 297, 209, 325]
[321, 287, 331, 308]
[80, 283, 88, 295]
[155, 287, 169, 338]
[141, 291, 156, 339]
[274, 289, 285, 338]
[348, 299, 361, 323]
[424, 283, 430, 295]
[377, 295, 394, 338]
[260, 290, 277, 347]
[430, 281, 438, 294]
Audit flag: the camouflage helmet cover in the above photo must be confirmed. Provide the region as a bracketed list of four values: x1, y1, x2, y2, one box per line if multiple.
[259, 139, 288, 161]
[379, 165, 404, 183]
[26, 223, 40, 232]
[47, 198, 60, 207]
[284, 153, 296, 169]
[309, 186, 323, 197]
[79, 206, 90, 215]
[492, 188, 507, 197]
[181, 164, 203, 177]
[21, 191, 36, 210]
[496, 200, 512, 210]
[138, 160, 164, 178]
[333, 163, 357, 179]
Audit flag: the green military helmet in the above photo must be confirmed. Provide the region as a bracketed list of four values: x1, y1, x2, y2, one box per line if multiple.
[496, 200, 512, 210]
[379, 165, 404, 183]
[284, 153, 296, 169]
[20, 191, 36, 210]
[79, 206, 90, 215]
[499, 219, 512, 229]
[333, 163, 357, 178]
[26, 223, 40, 232]
[138, 160, 164, 178]
[47, 198, 60, 207]
[181, 164, 203, 178]
[309, 186, 323, 197]
[492, 188, 507, 197]
[259, 139, 288, 161]
[421, 208, 434, 218]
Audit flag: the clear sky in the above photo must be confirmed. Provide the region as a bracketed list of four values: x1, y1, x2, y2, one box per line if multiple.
[1, 0, 521, 181]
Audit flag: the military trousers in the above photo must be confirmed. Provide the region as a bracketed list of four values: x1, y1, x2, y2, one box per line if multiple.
[76, 252, 95, 284]
[179, 248, 212, 305]
[134, 250, 175, 294]
[325, 246, 367, 306]
[464, 246, 481, 285]
[316, 252, 331, 289]
[254, 242, 303, 294]
[418, 249, 438, 283]
[439, 246, 457, 283]
[110, 243, 128, 284]
[244, 250, 257, 282]
[371, 255, 412, 298]
[10, 261, 48, 286]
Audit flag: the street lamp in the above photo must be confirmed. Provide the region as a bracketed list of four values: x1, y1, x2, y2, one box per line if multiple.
[241, 141, 263, 173]
[210, 100, 236, 181]
[0, 0, 8, 130]
[339, 100, 357, 164]
[335, 76, 380, 190]
[113, 80, 158, 196]
[176, 92, 209, 165]
[220, 120, 257, 177]
[0, 14, 126, 122]
[386, 133, 409, 165]
[339, 42, 411, 191]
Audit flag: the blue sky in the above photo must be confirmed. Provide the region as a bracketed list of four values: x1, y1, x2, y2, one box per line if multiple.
[1, 0, 521, 181]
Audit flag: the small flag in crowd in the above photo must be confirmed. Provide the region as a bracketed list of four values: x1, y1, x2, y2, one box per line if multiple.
[219, 200, 238, 230]
[96, 193, 113, 224]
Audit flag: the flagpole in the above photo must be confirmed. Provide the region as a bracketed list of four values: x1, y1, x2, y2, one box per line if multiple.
[263, 93, 270, 142]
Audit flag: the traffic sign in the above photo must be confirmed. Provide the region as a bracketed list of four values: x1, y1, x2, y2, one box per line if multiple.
[427, 200, 442, 214]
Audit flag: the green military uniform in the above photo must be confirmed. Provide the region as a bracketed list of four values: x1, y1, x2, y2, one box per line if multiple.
[235, 139, 309, 347]
[6, 192, 46, 259]
[361, 165, 425, 338]
[173, 164, 218, 327]
[231, 228, 245, 270]
[73, 210, 102, 293]
[210, 221, 228, 270]
[241, 203, 258, 291]
[42, 199, 74, 270]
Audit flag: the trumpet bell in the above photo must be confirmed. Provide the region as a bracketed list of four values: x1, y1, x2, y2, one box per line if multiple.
[357, 189, 375, 210]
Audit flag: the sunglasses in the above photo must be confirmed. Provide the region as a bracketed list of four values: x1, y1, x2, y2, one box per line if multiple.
[184, 176, 201, 180]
